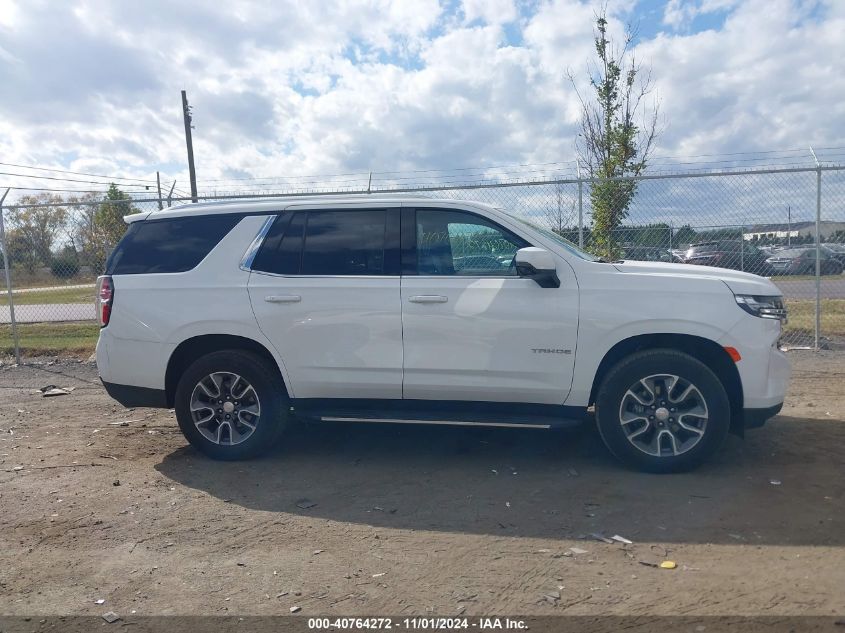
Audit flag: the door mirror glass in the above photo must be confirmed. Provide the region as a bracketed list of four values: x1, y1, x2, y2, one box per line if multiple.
[515, 247, 560, 288]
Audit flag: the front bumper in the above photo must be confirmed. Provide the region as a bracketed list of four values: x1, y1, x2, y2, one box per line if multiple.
[720, 315, 791, 411]
[742, 402, 783, 429]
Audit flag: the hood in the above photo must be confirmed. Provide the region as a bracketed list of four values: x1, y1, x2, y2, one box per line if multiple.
[611, 260, 781, 296]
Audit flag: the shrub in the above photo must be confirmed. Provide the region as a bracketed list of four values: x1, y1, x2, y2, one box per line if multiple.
[50, 256, 80, 279]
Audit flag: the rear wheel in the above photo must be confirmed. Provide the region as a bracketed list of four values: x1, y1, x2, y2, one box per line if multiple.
[174, 350, 288, 460]
[595, 349, 730, 473]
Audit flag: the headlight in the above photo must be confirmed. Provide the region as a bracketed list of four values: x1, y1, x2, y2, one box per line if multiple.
[735, 294, 787, 321]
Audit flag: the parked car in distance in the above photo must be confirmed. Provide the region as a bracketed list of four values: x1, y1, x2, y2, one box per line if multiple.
[822, 243, 845, 265]
[765, 246, 845, 275]
[96, 196, 790, 473]
[683, 240, 774, 276]
[621, 245, 676, 263]
[669, 248, 687, 262]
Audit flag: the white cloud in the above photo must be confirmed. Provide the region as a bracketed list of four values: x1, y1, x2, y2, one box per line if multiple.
[462, 0, 518, 25]
[0, 0, 843, 201]
[663, 0, 698, 28]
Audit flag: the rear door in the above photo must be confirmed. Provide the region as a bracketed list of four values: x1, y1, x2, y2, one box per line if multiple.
[399, 207, 578, 404]
[248, 207, 403, 399]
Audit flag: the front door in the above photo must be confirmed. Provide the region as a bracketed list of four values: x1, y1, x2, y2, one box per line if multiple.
[400, 207, 578, 405]
[248, 207, 402, 399]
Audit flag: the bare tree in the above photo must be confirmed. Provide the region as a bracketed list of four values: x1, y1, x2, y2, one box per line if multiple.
[542, 183, 577, 235]
[568, 6, 660, 258]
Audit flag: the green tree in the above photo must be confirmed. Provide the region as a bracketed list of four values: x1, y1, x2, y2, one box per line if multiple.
[4, 229, 39, 274]
[569, 8, 660, 259]
[89, 184, 140, 271]
[673, 224, 697, 248]
[7, 193, 69, 266]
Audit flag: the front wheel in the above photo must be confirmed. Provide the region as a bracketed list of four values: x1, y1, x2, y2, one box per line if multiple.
[174, 350, 288, 460]
[595, 349, 730, 473]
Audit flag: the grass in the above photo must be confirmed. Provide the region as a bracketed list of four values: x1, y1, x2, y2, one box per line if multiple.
[0, 286, 95, 306]
[784, 299, 845, 337]
[0, 322, 100, 356]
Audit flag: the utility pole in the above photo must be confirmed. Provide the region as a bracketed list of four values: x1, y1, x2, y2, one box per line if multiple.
[181, 90, 198, 202]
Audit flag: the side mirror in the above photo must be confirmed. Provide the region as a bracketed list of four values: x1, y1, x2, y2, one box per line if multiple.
[515, 247, 560, 288]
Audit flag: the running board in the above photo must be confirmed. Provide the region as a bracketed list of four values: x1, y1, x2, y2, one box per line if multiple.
[319, 416, 553, 429]
[291, 398, 587, 430]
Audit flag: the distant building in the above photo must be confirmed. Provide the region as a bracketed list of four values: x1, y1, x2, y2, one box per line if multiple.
[742, 221, 845, 241]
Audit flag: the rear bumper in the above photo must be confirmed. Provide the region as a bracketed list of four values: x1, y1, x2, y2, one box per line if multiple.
[101, 380, 168, 409]
[743, 402, 783, 429]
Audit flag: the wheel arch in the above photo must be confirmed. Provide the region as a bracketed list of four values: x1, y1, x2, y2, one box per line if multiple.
[165, 334, 288, 407]
[588, 333, 744, 434]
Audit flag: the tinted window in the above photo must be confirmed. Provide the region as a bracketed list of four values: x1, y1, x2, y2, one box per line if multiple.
[252, 212, 304, 275]
[106, 215, 240, 275]
[278, 213, 306, 273]
[416, 209, 528, 276]
[300, 210, 386, 275]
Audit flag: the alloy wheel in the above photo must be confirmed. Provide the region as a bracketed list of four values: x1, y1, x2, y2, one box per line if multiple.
[189, 372, 261, 445]
[618, 373, 709, 457]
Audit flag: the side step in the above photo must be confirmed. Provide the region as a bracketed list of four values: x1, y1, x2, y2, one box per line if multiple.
[319, 416, 554, 429]
[292, 398, 588, 430]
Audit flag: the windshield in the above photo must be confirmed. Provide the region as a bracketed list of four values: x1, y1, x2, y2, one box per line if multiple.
[502, 210, 600, 261]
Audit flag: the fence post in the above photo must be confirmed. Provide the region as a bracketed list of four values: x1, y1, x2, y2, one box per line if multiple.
[814, 166, 822, 351]
[577, 178, 584, 248]
[156, 171, 163, 211]
[810, 147, 821, 351]
[668, 224, 673, 254]
[0, 188, 22, 364]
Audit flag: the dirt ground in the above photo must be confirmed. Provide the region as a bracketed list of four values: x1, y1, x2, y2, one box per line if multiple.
[0, 351, 843, 619]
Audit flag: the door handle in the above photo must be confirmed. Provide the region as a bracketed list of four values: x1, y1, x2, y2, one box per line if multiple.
[408, 295, 448, 304]
[264, 295, 301, 303]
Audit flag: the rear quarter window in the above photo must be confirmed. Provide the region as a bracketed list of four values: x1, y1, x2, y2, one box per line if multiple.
[105, 215, 241, 274]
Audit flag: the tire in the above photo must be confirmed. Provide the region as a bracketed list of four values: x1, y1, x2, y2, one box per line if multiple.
[174, 350, 288, 460]
[594, 349, 730, 473]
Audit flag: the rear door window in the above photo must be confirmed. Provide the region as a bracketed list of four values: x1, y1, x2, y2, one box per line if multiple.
[302, 210, 387, 275]
[252, 209, 395, 276]
[106, 215, 241, 274]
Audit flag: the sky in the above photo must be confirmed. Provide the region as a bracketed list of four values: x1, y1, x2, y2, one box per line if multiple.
[1, 0, 844, 201]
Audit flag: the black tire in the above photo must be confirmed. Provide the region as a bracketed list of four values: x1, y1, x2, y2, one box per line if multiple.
[595, 349, 730, 473]
[174, 350, 288, 460]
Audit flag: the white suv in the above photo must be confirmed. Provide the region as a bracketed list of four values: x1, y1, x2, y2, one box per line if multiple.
[95, 196, 790, 472]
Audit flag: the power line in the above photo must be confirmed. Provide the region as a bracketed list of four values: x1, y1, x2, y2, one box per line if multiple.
[2, 185, 159, 195]
[0, 161, 158, 184]
[197, 160, 580, 185]
[0, 170, 158, 188]
[194, 148, 840, 188]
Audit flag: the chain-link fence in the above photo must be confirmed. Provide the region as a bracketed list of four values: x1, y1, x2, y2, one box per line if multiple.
[2, 165, 844, 359]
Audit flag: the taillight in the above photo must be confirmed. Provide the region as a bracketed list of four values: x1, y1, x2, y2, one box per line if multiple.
[96, 275, 113, 327]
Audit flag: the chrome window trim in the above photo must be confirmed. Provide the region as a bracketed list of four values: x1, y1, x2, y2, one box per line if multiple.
[239, 215, 277, 271]
[250, 270, 400, 280]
